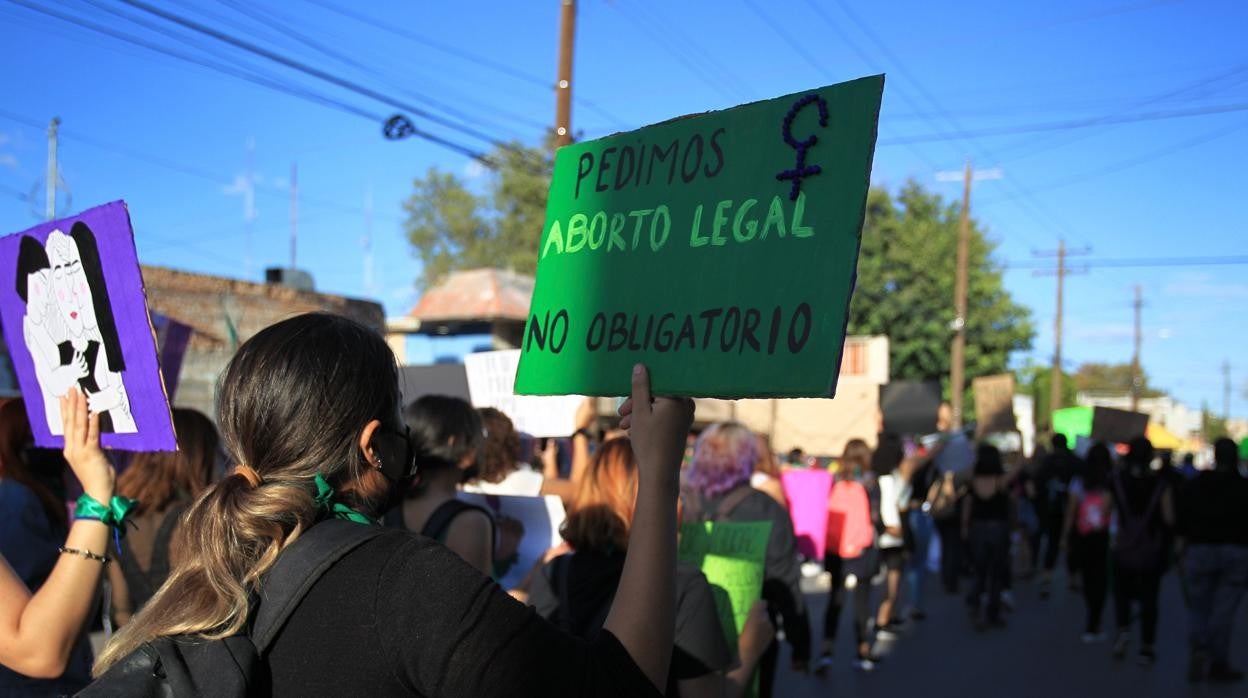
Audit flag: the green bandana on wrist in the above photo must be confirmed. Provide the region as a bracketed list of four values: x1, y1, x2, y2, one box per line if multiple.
[74, 493, 139, 551]
[312, 474, 377, 525]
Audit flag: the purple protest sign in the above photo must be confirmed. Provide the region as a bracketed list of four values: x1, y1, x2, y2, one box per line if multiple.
[0, 201, 176, 451]
[151, 312, 192, 403]
[781, 468, 834, 561]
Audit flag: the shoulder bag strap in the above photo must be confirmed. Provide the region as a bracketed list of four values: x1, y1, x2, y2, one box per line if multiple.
[251, 519, 386, 653]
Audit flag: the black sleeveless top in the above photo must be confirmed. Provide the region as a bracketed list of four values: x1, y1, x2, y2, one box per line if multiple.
[117, 505, 185, 610]
[970, 490, 1010, 522]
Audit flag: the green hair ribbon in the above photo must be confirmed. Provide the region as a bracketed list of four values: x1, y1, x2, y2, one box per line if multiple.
[312, 474, 377, 525]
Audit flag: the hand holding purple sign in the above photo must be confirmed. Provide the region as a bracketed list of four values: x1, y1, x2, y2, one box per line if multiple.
[1, 201, 176, 451]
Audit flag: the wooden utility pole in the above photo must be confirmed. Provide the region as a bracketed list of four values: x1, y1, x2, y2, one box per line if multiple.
[1131, 285, 1143, 411]
[1032, 241, 1088, 424]
[46, 117, 60, 220]
[1224, 360, 1232, 422]
[1054, 241, 1068, 417]
[950, 162, 972, 429]
[554, 0, 576, 148]
[935, 162, 1002, 429]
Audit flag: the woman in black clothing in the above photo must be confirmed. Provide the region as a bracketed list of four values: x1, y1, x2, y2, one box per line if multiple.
[1062, 443, 1114, 643]
[961, 445, 1012, 629]
[91, 313, 694, 696]
[1109, 437, 1174, 666]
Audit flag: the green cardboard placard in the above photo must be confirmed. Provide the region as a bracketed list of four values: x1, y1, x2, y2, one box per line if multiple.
[678, 521, 772, 658]
[515, 75, 885, 398]
[1052, 406, 1093, 444]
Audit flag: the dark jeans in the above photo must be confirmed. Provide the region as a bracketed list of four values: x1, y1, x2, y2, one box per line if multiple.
[967, 520, 1010, 620]
[936, 517, 962, 594]
[1184, 544, 1248, 664]
[1041, 507, 1067, 573]
[1113, 562, 1163, 646]
[824, 553, 873, 647]
[1074, 532, 1110, 633]
[906, 511, 933, 610]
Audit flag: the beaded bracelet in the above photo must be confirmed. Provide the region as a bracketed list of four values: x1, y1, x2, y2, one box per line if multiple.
[59, 546, 109, 563]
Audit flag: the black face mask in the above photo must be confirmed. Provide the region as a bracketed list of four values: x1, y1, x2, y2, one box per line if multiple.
[375, 424, 419, 484]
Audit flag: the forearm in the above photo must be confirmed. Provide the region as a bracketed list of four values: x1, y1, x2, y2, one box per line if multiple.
[0, 518, 110, 677]
[571, 434, 592, 484]
[603, 473, 678, 690]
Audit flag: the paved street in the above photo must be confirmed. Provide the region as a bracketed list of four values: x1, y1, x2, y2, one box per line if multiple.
[774, 567, 1248, 697]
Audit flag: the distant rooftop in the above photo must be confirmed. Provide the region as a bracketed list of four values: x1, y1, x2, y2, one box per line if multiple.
[408, 268, 534, 325]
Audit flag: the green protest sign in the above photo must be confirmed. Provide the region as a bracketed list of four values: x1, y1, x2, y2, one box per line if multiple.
[515, 75, 884, 398]
[678, 521, 772, 657]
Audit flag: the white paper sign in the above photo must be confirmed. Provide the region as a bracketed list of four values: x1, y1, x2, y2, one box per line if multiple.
[464, 349, 584, 438]
[458, 492, 566, 590]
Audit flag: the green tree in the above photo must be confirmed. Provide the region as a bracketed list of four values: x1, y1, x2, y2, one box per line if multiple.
[1201, 402, 1228, 442]
[1072, 362, 1164, 397]
[402, 141, 552, 291]
[848, 181, 1034, 390]
[1016, 363, 1078, 434]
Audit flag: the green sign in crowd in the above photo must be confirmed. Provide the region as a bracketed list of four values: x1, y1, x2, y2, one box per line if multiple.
[517, 75, 885, 398]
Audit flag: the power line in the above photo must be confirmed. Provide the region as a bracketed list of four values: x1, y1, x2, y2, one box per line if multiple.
[980, 119, 1248, 205]
[818, 0, 1062, 250]
[880, 101, 1248, 146]
[743, 0, 944, 171]
[215, 0, 546, 136]
[612, 2, 749, 105]
[0, 106, 403, 224]
[6, 0, 492, 163]
[5, 0, 382, 122]
[1006, 255, 1248, 270]
[299, 0, 628, 131]
[114, 0, 505, 159]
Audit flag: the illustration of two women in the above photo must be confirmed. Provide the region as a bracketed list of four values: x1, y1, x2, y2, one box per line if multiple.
[15, 221, 135, 435]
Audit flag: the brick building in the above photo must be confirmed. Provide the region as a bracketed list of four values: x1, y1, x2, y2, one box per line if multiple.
[1, 265, 379, 411]
[136, 266, 383, 418]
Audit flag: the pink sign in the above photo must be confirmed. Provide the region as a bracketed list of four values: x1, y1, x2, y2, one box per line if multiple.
[780, 469, 833, 561]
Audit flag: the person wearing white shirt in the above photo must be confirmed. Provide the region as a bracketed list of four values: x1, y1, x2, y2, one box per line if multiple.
[872, 435, 913, 637]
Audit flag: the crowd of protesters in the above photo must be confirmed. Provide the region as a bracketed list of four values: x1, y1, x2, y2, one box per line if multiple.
[1, 312, 1247, 696]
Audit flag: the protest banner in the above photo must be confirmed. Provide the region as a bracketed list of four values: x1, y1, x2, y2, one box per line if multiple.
[464, 349, 585, 437]
[973, 373, 1017, 437]
[515, 75, 885, 398]
[678, 521, 772, 654]
[151, 312, 192, 402]
[1091, 406, 1149, 444]
[1052, 406, 1093, 445]
[780, 469, 833, 561]
[458, 491, 566, 590]
[0, 201, 175, 450]
[880, 380, 942, 435]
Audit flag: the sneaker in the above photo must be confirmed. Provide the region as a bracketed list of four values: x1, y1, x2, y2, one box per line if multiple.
[1137, 647, 1157, 667]
[1209, 662, 1245, 683]
[1112, 632, 1130, 660]
[876, 625, 901, 641]
[813, 653, 834, 677]
[801, 561, 824, 578]
[852, 657, 876, 672]
[1081, 632, 1106, 644]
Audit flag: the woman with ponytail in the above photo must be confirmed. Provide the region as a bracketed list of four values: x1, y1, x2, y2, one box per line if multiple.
[93, 312, 693, 697]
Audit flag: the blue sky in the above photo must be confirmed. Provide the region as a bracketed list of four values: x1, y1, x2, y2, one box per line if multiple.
[0, 0, 1245, 418]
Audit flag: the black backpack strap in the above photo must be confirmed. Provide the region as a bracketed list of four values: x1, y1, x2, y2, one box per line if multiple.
[250, 519, 386, 653]
[420, 499, 495, 545]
